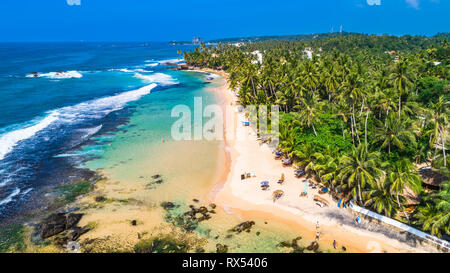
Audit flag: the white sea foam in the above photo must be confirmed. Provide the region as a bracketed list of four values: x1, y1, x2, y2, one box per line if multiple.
[144, 58, 184, 67]
[134, 73, 178, 86]
[109, 68, 153, 73]
[0, 84, 156, 161]
[26, 71, 83, 79]
[0, 187, 20, 206]
[0, 113, 59, 160]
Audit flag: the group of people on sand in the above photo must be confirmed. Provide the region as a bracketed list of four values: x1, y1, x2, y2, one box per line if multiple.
[315, 220, 346, 252]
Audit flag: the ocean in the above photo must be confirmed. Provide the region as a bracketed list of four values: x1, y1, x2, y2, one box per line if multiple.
[0, 42, 199, 218]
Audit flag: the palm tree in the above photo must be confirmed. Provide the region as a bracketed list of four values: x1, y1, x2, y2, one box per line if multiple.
[337, 144, 383, 205]
[389, 60, 415, 118]
[424, 96, 449, 167]
[373, 113, 417, 156]
[294, 93, 322, 137]
[364, 179, 397, 217]
[387, 159, 422, 223]
[415, 180, 450, 238]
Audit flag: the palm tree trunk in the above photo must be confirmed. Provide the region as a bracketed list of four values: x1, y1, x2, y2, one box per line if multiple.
[350, 115, 355, 144]
[365, 110, 369, 150]
[396, 192, 409, 224]
[440, 128, 447, 167]
[352, 105, 361, 145]
[312, 123, 318, 137]
[358, 182, 363, 205]
[398, 95, 401, 118]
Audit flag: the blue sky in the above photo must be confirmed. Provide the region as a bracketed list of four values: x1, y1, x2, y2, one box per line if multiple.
[0, 0, 448, 42]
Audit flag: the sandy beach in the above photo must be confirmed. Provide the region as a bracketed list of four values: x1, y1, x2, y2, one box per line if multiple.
[198, 68, 442, 253]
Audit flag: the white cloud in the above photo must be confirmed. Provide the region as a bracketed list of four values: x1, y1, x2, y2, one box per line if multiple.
[66, 0, 81, 6]
[367, 0, 381, 5]
[405, 0, 419, 9]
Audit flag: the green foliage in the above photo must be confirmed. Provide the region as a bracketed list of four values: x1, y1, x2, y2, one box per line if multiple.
[0, 224, 26, 252]
[287, 113, 353, 154]
[56, 180, 92, 203]
[416, 77, 450, 106]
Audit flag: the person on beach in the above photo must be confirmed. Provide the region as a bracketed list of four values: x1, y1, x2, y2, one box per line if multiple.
[316, 232, 320, 241]
[316, 221, 319, 229]
[333, 240, 337, 249]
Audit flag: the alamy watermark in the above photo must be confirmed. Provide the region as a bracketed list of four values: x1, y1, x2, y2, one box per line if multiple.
[170, 97, 279, 143]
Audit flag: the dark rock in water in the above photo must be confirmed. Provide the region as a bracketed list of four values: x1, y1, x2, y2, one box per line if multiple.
[230, 221, 255, 234]
[256, 231, 261, 236]
[216, 244, 228, 253]
[278, 236, 305, 253]
[209, 203, 216, 209]
[192, 199, 199, 203]
[131, 220, 137, 226]
[198, 206, 208, 214]
[209, 210, 216, 214]
[40, 213, 83, 239]
[151, 174, 161, 179]
[95, 196, 106, 202]
[154, 179, 164, 184]
[225, 234, 233, 239]
[161, 201, 176, 210]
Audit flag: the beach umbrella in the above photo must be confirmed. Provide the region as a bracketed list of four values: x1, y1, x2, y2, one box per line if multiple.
[261, 181, 269, 186]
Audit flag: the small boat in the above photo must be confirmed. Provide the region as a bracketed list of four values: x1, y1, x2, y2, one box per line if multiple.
[282, 158, 292, 166]
[274, 151, 283, 159]
[294, 169, 305, 177]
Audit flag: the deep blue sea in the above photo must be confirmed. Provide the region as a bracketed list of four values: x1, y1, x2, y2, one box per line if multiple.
[0, 42, 208, 219]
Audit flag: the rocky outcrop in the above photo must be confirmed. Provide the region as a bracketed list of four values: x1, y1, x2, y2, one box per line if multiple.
[39, 213, 84, 239]
[230, 221, 255, 233]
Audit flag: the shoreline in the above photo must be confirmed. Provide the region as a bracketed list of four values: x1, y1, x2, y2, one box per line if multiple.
[189, 66, 443, 253]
